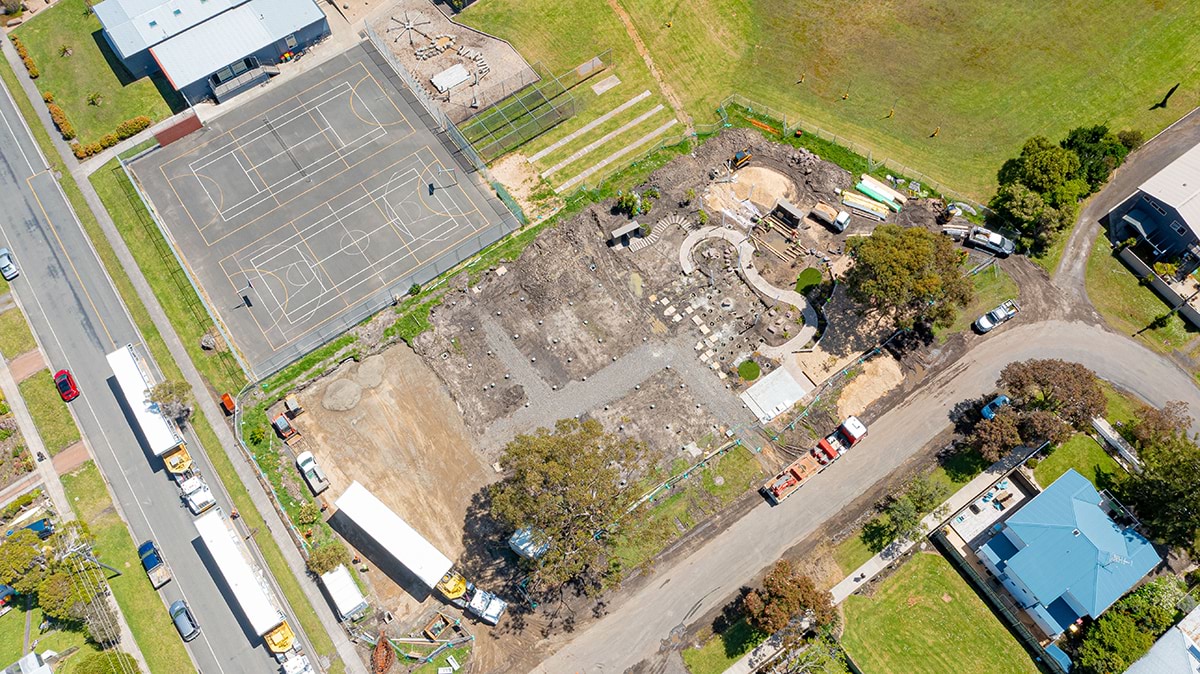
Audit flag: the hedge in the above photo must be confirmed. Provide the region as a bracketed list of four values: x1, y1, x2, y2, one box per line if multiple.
[10, 36, 37, 79]
[69, 115, 152, 159]
[47, 102, 75, 140]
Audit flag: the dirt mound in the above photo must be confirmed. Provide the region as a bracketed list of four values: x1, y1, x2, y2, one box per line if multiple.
[356, 354, 385, 389]
[322, 378, 362, 411]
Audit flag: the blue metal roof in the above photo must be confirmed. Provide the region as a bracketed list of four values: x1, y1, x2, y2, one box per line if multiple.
[1002, 470, 1159, 617]
[1044, 644, 1074, 672]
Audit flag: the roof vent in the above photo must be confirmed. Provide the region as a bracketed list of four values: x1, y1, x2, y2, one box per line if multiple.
[173, 8, 182, 15]
[148, 20, 157, 27]
[1072, 529, 1081, 536]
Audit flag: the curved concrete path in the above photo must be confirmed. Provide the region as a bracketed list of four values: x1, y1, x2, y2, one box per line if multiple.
[680, 226, 819, 356]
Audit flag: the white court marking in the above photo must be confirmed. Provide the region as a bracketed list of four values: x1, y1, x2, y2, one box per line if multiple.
[190, 82, 387, 223]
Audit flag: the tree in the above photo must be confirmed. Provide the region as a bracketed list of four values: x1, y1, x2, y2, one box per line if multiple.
[489, 418, 641, 593]
[0, 528, 46, 594]
[990, 183, 1071, 250]
[148, 380, 193, 426]
[882, 494, 923, 543]
[743, 560, 835, 634]
[971, 407, 1023, 462]
[74, 651, 142, 674]
[38, 570, 91, 622]
[1075, 611, 1156, 674]
[1018, 409, 1073, 447]
[903, 474, 949, 516]
[998, 359, 1105, 427]
[1117, 576, 1186, 635]
[1061, 125, 1129, 192]
[1117, 129, 1145, 152]
[1, 0, 20, 14]
[306, 542, 350, 576]
[1119, 403, 1200, 552]
[843, 224, 973, 329]
[78, 596, 121, 646]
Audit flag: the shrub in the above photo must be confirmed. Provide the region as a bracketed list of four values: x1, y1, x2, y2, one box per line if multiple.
[295, 502, 321, 527]
[21, 57, 37, 79]
[41, 92, 53, 103]
[247, 425, 266, 446]
[99, 133, 118, 149]
[306, 542, 350, 575]
[115, 116, 152, 139]
[47, 103, 75, 139]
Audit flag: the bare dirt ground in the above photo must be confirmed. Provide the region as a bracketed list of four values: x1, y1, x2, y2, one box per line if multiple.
[837, 355, 904, 419]
[371, 0, 536, 123]
[297, 349, 493, 619]
[489, 152, 562, 223]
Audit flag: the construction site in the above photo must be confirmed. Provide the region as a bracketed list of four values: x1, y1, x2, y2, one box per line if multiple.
[281, 126, 963, 671]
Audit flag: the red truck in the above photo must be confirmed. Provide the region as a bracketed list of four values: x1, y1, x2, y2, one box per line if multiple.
[762, 417, 867, 505]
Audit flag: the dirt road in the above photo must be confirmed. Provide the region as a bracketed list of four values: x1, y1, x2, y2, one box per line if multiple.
[533, 318, 1200, 672]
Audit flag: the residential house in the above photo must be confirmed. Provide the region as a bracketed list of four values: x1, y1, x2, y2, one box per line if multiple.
[1125, 602, 1200, 674]
[975, 469, 1160, 641]
[1109, 142, 1200, 266]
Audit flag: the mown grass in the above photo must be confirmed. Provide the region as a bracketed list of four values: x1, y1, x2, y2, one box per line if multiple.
[1101, 381, 1142, 425]
[0, 604, 26, 664]
[681, 618, 765, 674]
[61, 460, 195, 673]
[933, 263, 1019, 342]
[842, 553, 1039, 674]
[1086, 237, 1197, 354]
[794, 267, 823, 293]
[1033, 434, 1121, 489]
[17, 369, 79, 455]
[0, 308, 36, 359]
[13, 0, 181, 144]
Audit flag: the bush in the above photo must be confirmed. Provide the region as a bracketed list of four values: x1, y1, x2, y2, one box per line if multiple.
[247, 425, 266, 446]
[47, 103, 74, 140]
[21, 57, 37, 79]
[41, 92, 53, 103]
[99, 133, 119, 149]
[115, 116, 152, 139]
[306, 542, 350, 575]
[0, 489, 39, 521]
[1118, 129, 1145, 152]
[295, 502, 321, 527]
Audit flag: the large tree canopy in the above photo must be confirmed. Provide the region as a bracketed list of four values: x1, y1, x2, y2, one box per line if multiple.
[489, 418, 641, 593]
[743, 560, 835, 634]
[998, 359, 1105, 427]
[844, 224, 972, 329]
[1117, 401, 1200, 552]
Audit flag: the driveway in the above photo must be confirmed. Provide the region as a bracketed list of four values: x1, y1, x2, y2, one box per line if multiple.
[533, 318, 1200, 672]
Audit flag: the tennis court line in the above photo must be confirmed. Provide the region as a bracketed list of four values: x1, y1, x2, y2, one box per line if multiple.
[526, 90, 650, 163]
[557, 118, 678, 192]
[540, 104, 664, 179]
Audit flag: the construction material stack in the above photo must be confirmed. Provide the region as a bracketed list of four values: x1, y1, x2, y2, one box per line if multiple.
[762, 417, 868, 505]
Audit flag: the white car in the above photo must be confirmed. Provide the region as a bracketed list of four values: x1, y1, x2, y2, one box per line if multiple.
[0, 248, 18, 281]
[974, 300, 1020, 333]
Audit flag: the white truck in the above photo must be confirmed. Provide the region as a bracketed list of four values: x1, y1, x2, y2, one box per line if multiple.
[335, 481, 508, 625]
[809, 202, 852, 232]
[967, 226, 1016, 257]
[295, 452, 329, 496]
[974, 300, 1020, 333]
[194, 508, 309, 671]
[178, 474, 216, 515]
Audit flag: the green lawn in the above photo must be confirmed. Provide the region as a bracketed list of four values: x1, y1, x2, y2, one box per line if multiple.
[681, 618, 765, 674]
[0, 308, 36, 359]
[27, 607, 102, 674]
[612, 445, 763, 573]
[0, 604, 27, 664]
[16, 369, 79, 455]
[465, 0, 1199, 198]
[834, 531, 877, 576]
[1086, 237, 1196, 353]
[1033, 434, 1121, 489]
[13, 0, 181, 144]
[795, 267, 823, 293]
[1101, 381, 1142, 425]
[843, 553, 1039, 674]
[60, 461, 194, 674]
[934, 263, 1018, 341]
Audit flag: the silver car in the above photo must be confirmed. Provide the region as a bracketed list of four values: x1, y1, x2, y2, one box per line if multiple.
[169, 600, 200, 642]
[0, 249, 17, 281]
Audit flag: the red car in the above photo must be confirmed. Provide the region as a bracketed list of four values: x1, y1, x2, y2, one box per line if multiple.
[53, 370, 79, 402]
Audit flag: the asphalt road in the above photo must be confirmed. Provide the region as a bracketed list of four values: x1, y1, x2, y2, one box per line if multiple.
[535, 319, 1200, 672]
[0, 83, 300, 673]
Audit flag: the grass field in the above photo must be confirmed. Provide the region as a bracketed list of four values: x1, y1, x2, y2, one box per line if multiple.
[842, 553, 1039, 674]
[1102, 382, 1142, 425]
[1085, 237, 1197, 355]
[1033, 434, 1121, 489]
[464, 0, 1200, 198]
[934, 263, 1018, 341]
[13, 0, 181, 144]
[17, 369, 79, 455]
[681, 618, 765, 674]
[0, 308, 36, 359]
[61, 461, 195, 674]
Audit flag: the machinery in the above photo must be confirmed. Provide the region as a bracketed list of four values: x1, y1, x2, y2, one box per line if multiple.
[730, 148, 752, 170]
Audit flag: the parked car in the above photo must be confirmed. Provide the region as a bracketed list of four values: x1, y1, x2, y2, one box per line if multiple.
[169, 600, 200, 641]
[974, 300, 1020, 334]
[0, 249, 17, 281]
[966, 226, 1016, 257]
[53, 370, 79, 402]
[981, 395, 1011, 420]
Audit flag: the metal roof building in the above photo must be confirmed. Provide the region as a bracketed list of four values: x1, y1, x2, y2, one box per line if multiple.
[94, 0, 329, 103]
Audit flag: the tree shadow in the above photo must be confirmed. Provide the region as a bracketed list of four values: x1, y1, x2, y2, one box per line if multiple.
[949, 396, 989, 435]
[861, 516, 892, 554]
[939, 444, 989, 484]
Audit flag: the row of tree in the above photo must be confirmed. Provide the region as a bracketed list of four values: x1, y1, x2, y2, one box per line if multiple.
[990, 126, 1143, 252]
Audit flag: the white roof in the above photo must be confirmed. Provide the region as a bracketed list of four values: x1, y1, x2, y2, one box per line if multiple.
[1140, 143, 1200, 238]
[106, 345, 183, 457]
[739, 367, 815, 423]
[194, 510, 282, 636]
[335, 482, 453, 590]
[319, 565, 368, 621]
[94, 0, 245, 58]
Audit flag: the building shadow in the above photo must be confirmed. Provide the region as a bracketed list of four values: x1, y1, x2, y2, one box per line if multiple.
[326, 509, 432, 602]
[105, 376, 165, 475]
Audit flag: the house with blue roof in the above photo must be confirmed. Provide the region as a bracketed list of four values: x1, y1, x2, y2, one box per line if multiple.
[93, 0, 330, 103]
[975, 469, 1161, 641]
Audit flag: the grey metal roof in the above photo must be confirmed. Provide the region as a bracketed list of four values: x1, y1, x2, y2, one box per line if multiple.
[94, 0, 246, 58]
[1140, 142, 1200, 238]
[149, 0, 324, 89]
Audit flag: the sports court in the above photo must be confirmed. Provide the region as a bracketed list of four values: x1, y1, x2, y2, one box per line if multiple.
[133, 42, 516, 378]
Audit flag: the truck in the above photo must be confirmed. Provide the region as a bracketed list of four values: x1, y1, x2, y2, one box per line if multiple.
[974, 300, 1020, 334]
[762, 417, 868, 505]
[335, 481, 508, 625]
[966, 226, 1016, 257]
[178, 475, 216, 515]
[809, 202, 852, 232]
[137, 540, 171, 589]
[295, 451, 329, 496]
[813, 416, 867, 465]
[106, 345, 194, 477]
[194, 508, 309, 669]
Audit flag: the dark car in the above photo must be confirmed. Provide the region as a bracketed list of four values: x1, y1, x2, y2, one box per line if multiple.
[53, 370, 79, 402]
[169, 600, 200, 642]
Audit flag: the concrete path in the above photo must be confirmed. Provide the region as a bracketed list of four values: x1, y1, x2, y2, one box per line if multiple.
[680, 226, 819, 355]
[7, 349, 43, 382]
